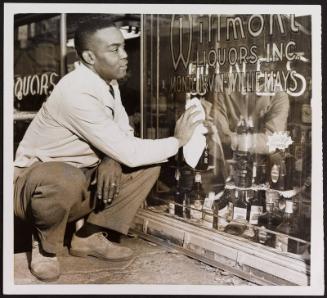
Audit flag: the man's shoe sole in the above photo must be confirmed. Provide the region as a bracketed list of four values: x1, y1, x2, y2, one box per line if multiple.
[69, 249, 133, 262]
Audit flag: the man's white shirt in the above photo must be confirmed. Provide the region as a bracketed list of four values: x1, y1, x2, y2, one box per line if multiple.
[14, 63, 179, 168]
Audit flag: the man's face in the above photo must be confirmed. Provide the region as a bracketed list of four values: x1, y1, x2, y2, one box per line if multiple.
[88, 27, 128, 81]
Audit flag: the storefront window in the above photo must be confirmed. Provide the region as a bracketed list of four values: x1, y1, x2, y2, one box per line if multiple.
[14, 14, 61, 111]
[143, 14, 312, 260]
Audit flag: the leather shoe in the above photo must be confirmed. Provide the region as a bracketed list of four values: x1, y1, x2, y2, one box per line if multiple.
[70, 232, 133, 261]
[30, 241, 60, 282]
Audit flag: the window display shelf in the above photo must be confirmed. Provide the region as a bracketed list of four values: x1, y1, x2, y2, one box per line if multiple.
[147, 193, 310, 246]
[132, 208, 310, 286]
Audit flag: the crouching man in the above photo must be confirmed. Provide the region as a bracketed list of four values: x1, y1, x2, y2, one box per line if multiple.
[13, 18, 202, 282]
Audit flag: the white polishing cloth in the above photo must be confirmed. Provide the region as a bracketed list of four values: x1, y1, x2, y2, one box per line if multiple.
[183, 97, 208, 168]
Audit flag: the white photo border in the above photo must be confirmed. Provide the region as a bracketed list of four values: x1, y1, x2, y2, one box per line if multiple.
[3, 2, 324, 295]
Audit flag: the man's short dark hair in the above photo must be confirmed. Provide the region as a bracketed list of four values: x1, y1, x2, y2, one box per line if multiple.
[74, 18, 117, 59]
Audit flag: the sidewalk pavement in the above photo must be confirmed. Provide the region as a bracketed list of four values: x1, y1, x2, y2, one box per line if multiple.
[14, 235, 255, 285]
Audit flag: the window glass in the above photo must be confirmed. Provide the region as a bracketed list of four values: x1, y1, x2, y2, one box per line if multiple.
[14, 15, 61, 111]
[143, 14, 312, 254]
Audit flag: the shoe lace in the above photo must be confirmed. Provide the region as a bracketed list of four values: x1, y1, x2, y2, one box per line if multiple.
[95, 232, 108, 239]
[32, 240, 39, 249]
[95, 232, 110, 243]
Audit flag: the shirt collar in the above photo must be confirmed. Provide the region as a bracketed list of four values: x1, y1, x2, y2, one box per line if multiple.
[77, 62, 118, 91]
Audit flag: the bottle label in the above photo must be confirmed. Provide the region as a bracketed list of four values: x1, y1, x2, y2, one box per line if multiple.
[191, 202, 203, 220]
[233, 207, 247, 221]
[249, 206, 264, 225]
[218, 205, 229, 227]
[252, 163, 257, 179]
[285, 200, 293, 213]
[169, 202, 175, 215]
[195, 173, 202, 183]
[271, 164, 280, 183]
[275, 234, 288, 252]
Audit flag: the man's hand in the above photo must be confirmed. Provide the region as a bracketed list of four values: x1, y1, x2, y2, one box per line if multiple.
[96, 157, 122, 205]
[174, 105, 203, 147]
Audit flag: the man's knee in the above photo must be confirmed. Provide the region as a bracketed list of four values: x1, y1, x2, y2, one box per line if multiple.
[27, 162, 87, 203]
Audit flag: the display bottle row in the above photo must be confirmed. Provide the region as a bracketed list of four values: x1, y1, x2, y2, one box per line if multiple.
[166, 169, 310, 255]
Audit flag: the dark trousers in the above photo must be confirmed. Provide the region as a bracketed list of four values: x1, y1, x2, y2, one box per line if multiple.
[14, 162, 160, 254]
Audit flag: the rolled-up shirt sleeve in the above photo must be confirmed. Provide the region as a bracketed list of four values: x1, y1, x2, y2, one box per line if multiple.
[59, 92, 179, 167]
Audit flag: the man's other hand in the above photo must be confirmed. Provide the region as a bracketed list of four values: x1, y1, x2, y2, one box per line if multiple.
[96, 157, 122, 205]
[174, 105, 203, 147]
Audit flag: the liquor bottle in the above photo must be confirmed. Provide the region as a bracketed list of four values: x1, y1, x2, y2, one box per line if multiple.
[270, 150, 284, 190]
[236, 116, 248, 152]
[265, 189, 284, 218]
[186, 172, 205, 220]
[252, 161, 257, 185]
[202, 192, 216, 229]
[255, 155, 268, 185]
[224, 190, 247, 236]
[248, 190, 264, 225]
[233, 116, 253, 188]
[240, 189, 258, 241]
[226, 160, 235, 183]
[275, 199, 302, 253]
[174, 169, 184, 217]
[269, 139, 295, 191]
[212, 190, 231, 230]
[232, 190, 249, 223]
[246, 116, 255, 153]
[257, 192, 282, 247]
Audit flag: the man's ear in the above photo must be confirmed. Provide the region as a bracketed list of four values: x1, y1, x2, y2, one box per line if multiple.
[81, 50, 95, 65]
